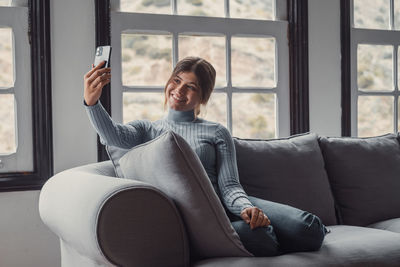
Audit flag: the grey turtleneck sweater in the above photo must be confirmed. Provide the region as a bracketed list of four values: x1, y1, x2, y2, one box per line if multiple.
[85, 101, 254, 216]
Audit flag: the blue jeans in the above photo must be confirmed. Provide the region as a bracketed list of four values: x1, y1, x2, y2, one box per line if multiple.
[229, 196, 328, 256]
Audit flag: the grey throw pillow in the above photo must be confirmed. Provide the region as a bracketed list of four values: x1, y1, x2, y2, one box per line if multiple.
[106, 145, 129, 178]
[319, 133, 400, 226]
[234, 133, 337, 226]
[119, 130, 252, 259]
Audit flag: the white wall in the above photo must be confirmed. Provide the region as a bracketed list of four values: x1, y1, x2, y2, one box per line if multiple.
[308, 0, 342, 136]
[0, 0, 342, 266]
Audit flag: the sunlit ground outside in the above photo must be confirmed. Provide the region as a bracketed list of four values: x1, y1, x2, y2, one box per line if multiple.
[232, 93, 275, 139]
[123, 92, 165, 123]
[119, 0, 274, 20]
[0, 94, 15, 154]
[122, 34, 172, 87]
[354, 0, 390, 29]
[357, 44, 392, 91]
[231, 37, 275, 88]
[177, 0, 224, 17]
[0, 28, 13, 88]
[230, 0, 274, 20]
[358, 95, 393, 137]
[201, 92, 227, 127]
[0, 0, 10, 6]
[120, 0, 171, 14]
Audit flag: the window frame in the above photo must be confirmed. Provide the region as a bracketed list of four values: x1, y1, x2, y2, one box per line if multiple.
[95, 0, 309, 161]
[0, 0, 53, 191]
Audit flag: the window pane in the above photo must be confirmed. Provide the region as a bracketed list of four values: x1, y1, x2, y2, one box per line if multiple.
[0, 28, 13, 88]
[231, 37, 275, 87]
[354, 0, 390, 29]
[123, 92, 165, 123]
[0, 94, 16, 154]
[177, 0, 224, 17]
[179, 35, 226, 87]
[396, 0, 400, 29]
[358, 95, 393, 137]
[398, 46, 400, 87]
[120, 0, 171, 14]
[357, 44, 393, 91]
[122, 34, 172, 86]
[230, 0, 274, 20]
[232, 93, 275, 138]
[0, 0, 10, 6]
[201, 93, 227, 127]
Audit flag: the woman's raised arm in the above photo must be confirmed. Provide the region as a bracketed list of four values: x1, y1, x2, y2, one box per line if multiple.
[83, 62, 148, 149]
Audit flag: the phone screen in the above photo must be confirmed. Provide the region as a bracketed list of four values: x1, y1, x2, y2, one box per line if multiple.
[94, 45, 111, 68]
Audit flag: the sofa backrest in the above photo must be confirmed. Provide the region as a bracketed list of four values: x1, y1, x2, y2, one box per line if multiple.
[234, 133, 338, 226]
[318, 133, 400, 226]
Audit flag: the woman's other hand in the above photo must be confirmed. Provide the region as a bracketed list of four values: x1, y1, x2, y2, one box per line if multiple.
[84, 61, 111, 106]
[240, 207, 271, 230]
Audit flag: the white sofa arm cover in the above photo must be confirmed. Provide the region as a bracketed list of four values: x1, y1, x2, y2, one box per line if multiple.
[39, 162, 189, 267]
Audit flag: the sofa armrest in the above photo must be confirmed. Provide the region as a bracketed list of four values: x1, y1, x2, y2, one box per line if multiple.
[39, 166, 189, 267]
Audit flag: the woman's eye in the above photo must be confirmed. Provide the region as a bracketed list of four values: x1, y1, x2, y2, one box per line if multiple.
[174, 78, 180, 84]
[188, 86, 196, 91]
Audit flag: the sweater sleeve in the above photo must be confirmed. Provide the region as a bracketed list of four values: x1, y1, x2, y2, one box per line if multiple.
[215, 124, 254, 217]
[84, 100, 147, 149]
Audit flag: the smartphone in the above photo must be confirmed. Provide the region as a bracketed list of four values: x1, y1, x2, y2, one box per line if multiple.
[94, 45, 112, 68]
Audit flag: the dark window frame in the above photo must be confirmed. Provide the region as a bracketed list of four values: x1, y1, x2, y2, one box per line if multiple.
[0, 0, 53, 191]
[95, 0, 310, 161]
[340, 0, 351, 136]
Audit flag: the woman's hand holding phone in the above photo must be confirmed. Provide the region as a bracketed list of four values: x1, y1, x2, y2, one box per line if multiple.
[83, 61, 111, 106]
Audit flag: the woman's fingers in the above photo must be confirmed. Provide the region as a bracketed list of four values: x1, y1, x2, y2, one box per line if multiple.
[85, 60, 105, 78]
[87, 67, 111, 84]
[255, 210, 264, 227]
[250, 208, 259, 229]
[262, 214, 271, 227]
[91, 72, 111, 89]
[95, 78, 111, 91]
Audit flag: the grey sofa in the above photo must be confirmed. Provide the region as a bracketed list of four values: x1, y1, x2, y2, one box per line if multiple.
[39, 132, 400, 267]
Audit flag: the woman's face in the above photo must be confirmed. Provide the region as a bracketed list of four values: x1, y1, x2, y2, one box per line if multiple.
[166, 71, 202, 112]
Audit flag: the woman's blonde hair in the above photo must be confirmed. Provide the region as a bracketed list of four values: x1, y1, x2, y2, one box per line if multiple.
[164, 56, 216, 116]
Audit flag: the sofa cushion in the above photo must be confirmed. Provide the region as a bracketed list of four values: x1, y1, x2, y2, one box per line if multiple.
[106, 145, 129, 178]
[368, 218, 400, 234]
[319, 133, 400, 226]
[193, 225, 400, 267]
[119, 130, 252, 260]
[234, 133, 337, 226]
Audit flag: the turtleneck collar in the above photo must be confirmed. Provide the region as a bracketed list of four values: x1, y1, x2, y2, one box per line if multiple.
[167, 108, 196, 122]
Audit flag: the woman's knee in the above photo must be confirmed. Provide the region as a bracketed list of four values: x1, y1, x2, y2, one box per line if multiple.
[299, 214, 326, 251]
[278, 212, 326, 253]
[231, 220, 280, 257]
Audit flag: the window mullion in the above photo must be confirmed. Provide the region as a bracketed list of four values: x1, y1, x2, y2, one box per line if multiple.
[226, 34, 232, 133]
[173, 32, 178, 67]
[390, 0, 395, 30]
[172, 0, 177, 15]
[225, 0, 229, 18]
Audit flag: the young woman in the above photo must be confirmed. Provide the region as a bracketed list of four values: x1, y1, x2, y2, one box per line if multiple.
[83, 56, 327, 256]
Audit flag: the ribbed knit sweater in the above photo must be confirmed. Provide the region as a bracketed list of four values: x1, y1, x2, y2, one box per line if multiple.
[85, 101, 254, 216]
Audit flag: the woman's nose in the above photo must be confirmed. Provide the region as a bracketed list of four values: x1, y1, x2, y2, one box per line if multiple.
[176, 84, 186, 94]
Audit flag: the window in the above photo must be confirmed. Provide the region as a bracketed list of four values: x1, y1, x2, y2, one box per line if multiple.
[0, 0, 53, 190]
[349, 0, 400, 137]
[109, 0, 290, 139]
[0, 2, 33, 173]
